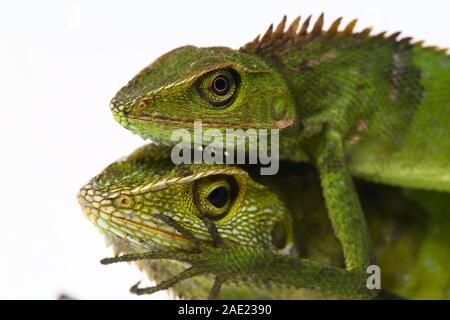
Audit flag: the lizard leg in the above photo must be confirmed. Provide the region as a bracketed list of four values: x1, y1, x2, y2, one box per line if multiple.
[314, 127, 373, 273]
[101, 214, 224, 298]
[102, 247, 373, 298]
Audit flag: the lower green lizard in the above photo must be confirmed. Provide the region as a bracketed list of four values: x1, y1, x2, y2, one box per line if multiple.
[78, 144, 449, 299]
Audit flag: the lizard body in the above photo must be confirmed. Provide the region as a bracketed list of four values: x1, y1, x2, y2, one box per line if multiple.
[78, 144, 450, 299]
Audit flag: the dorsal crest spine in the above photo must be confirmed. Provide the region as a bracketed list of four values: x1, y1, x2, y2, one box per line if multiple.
[241, 14, 448, 55]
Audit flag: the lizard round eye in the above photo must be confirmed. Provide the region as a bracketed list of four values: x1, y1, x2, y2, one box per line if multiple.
[212, 75, 230, 96]
[196, 69, 239, 108]
[193, 176, 238, 219]
[207, 186, 229, 208]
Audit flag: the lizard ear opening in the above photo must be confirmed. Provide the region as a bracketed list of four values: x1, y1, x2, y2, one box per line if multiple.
[271, 221, 288, 249]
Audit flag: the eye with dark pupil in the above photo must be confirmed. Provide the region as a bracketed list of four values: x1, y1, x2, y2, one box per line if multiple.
[207, 186, 229, 208]
[212, 75, 230, 96]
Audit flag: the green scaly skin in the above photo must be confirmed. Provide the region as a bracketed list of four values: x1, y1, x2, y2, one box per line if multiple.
[78, 144, 449, 299]
[108, 14, 450, 295]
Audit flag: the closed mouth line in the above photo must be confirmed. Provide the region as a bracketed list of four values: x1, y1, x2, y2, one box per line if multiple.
[80, 197, 237, 248]
[110, 214, 193, 244]
[81, 202, 193, 245]
[124, 114, 262, 129]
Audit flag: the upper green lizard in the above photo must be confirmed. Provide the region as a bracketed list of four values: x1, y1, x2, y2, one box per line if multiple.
[78, 144, 449, 299]
[108, 14, 450, 296]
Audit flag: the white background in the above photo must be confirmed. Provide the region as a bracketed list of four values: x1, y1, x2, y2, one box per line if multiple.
[0, 0, 448, 299]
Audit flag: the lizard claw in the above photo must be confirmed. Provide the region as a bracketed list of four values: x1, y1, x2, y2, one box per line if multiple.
[130, 267, 204, 296]
[129, 281, 141, 294]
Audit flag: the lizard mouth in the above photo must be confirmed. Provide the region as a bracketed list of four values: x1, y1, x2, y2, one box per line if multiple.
[114, 113, 295, 145]
[77, 193, 198, 251]
[123, 114, 264, 129]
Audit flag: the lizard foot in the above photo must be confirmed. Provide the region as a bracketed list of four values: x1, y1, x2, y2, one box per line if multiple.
[100, 213, 231, 299]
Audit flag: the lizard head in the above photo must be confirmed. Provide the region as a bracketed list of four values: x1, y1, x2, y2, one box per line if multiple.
[110, 46, 296, 145]
[78, 144, 293, 254]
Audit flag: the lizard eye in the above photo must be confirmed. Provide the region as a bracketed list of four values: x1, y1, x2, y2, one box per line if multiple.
[211, 75, 230, 96]
[193, 176, 238, 219]
[207, 186, 229, 208]
[196, 69, 239, 108]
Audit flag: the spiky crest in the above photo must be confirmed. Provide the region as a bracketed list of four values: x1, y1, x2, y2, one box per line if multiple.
[241, 14, 448, 56]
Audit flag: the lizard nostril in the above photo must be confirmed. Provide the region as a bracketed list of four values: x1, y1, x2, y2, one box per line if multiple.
[113, 195, 134, 208]
[136, 101, 148, 110]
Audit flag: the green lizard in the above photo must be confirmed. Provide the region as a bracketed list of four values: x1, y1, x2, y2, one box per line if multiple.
[78, 144, 450, 299]
[108, 14, 450, 297]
